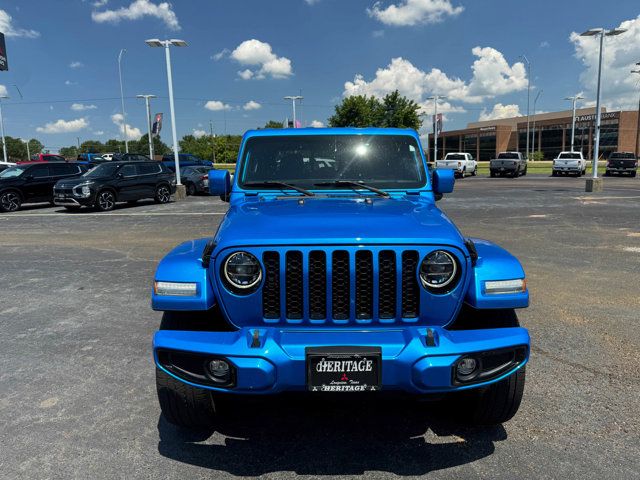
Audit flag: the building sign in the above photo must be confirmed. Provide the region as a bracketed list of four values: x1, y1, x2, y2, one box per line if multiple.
[480, 126, 496, 132]
[151, 113, 163, 137]
[576, 112, 619, 122]
[0, 33, 8, 71]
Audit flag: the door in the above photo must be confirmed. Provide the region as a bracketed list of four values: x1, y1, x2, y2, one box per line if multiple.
[22, 164, 52, 201]
[137, 163, 163, 197]
[115, 163, 141, 201]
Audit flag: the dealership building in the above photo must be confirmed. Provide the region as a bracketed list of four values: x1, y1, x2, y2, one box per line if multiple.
[427, 107, 640, 161]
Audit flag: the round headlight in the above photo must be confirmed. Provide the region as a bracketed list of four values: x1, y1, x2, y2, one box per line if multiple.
[420, 250, 458, 290]
[223, 252, 262, 290]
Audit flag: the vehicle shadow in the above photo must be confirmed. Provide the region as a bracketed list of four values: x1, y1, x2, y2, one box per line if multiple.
[54, 199, 161, 214]
[157, 395, 506, 476]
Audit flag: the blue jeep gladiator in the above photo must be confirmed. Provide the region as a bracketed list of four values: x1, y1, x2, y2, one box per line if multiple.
[151, 128, 530, 428]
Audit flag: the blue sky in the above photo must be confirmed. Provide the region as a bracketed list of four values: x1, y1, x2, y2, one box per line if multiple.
[0, 0, 639, 152]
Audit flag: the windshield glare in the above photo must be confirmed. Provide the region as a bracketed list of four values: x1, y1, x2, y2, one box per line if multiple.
[0, 165, 29, 178]
[239, 135, 427, 190]
[82, 163, 120, 178]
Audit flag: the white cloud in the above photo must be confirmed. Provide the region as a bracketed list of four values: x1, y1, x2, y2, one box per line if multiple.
[310, 120, 325, 128]
[193, 129, 207, 138]
[64, 80, 78, 86]
[0, 9, 39, 38]
[539, 41, 550, 48]
[111, 113, 142, 140]
[230, 39, 293, 79]
[212, 48, 229, 61]
[93, 0, 109, 7]
[243, 100, 262, 111]
[571, 15, 640, 110]
[305, 0, 321, 4]
[92, 0, 180, 31]
[204, 100, 232, 111]
[343, 48, 527, 109]
[36, 118, 89, 134]
[71, 103, 97, 111]
[0, 85, 8, 97]
[479, 103, 521, 121]
[93, 130, 105, 136]
[69, 61, 83, 69]
[368, 0, 463, 26]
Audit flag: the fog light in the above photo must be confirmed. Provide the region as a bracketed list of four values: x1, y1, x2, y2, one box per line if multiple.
[208, 359, 230, 379]
[456, 357, 479, 382]
[154, 281, 197, 296]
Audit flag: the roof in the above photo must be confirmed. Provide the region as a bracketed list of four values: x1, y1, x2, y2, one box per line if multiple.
[244, 127, 420, 138]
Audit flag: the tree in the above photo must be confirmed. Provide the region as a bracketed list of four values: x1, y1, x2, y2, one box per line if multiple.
[263, 120, 284, 129]
[328, 90, 422, 130]
[59, 146, 78, 158]
[27, 139, 43, 157]
[179, 134, 242, 163]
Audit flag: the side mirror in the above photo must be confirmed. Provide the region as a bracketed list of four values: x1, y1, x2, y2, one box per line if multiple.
[432, 169, 455, 200]
[209, 169, 231, 202]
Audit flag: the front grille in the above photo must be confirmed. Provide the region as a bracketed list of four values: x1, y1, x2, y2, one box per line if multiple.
[260, 248, 421, 323]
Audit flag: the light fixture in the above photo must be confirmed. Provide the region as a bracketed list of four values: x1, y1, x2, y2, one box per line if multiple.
[484, 279, 527, 295]
[154, 281, 197, 296]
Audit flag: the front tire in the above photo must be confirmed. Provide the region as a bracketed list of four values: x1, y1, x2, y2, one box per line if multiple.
[185, 182, 196, 196]
[460, 367, 526, 425]
[155, 184, 171, 204]
[0, 190, 22, 212]
[471, 166, 477, 176]
[95, 190, 116, 212]
[156, 367, 216, 430]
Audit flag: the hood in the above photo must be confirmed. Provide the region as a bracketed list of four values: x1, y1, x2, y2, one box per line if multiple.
[55, 177, 104, 187]
[213, 196, 465, 251]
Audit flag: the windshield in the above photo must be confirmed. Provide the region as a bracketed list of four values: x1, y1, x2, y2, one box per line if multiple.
[558, 153, 581, 159]
[0, 165, 30, 178]
[445, 154, 466, 160]
[82, 163, 120, 178]
[497, 153, 520, 159]
[239, 135, 427, 190]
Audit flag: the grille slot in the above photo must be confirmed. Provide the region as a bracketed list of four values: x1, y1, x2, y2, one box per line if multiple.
[285, 251, 303, 319]
[262, 252, 280, 319]
[378, 251, 397, 319]
[401, 251, 420, 318]
[355, 251, 373, 319]
[331, 251, 350, 320]
[308, 251, 326, 319]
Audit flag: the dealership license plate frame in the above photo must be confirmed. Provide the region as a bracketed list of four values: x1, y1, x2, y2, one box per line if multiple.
[306, 346, 382, 392]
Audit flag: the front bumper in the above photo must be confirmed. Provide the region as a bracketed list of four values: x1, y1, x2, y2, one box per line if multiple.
[53, 192, 95, 207]
[154, 326, 529, 394]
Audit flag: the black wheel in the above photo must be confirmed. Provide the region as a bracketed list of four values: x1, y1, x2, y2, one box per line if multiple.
[471, 166, 477, 176]
[552, 171, 557, 177]
[0, 190, 22, 212]
[155, 184, 171, 204]
[490, 171, 496, 178]
[631, 171, 637, 178]
[522, 166, 527, 176]
[156, 367, 216, 430]
[511, 169, 518, 178]
[95, 190, 116, 211]
[186, 182, 196, 196]
[64, 206, 82, 212]
[457, 367, 526, 425]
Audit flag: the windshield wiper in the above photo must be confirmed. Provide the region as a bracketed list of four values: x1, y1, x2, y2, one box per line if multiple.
[243, 181, 315, 196]
[314, 180, 390, 197]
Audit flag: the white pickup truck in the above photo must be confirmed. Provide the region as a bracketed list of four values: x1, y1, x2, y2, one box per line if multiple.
[435, 152, 477, 178]
[552, 151, 586, 177]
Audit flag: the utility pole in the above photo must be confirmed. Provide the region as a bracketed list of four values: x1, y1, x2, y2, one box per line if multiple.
[209, 120, 216, 163]
[427, 95, 446, 162]
[521, 55, 531, 159]
[284, 95, 303, 127]
[565, 95, 584, 152]
[579, 27, 627, 190]
[136, 95, 157, 159]
[0, 96, 8, 164]
[632, 64, 640, 158]
[531, 90, 543, 159]
[25, 138, 30, 160]
[117, 49, 129, 153]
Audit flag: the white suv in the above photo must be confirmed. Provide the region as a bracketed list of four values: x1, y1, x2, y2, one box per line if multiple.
[552, 151, 586, 177]
[435, 152, 478, 178]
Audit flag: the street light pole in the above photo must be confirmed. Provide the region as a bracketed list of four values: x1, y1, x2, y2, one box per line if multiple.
[632, 64, 640, 158]
[427, 95, 446, 162]
[136, 95, 157, 159]
[209, 120, 216, 163]
[117, 49, 129, 153]
[0, 96, 8, 163]
[284, 95, 303, 127]
[531, 90, 542, 158]
[146, 39, 188, 193]
[565, 94, 584, 152]
[521, 55, 531, 159]
[580, 27, 627, 188]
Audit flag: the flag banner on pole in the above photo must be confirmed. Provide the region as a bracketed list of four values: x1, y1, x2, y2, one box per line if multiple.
[0, 33, 8, 71]
[151, 113, 163, 137]
[432, 113, 443, 134]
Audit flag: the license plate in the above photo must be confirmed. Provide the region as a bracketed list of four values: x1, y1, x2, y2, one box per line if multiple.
[306, 346, 381, 392]
[55, 194, 65, 199]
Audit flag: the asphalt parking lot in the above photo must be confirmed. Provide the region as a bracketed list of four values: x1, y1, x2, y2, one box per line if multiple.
[1, 174, 639, 479]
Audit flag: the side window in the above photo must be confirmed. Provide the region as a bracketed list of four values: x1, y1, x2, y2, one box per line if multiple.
[29, 165, 50, 178]
[120, 164, 137, 177]
[50, 164, 70, 176]
[138, 163, 161, 175]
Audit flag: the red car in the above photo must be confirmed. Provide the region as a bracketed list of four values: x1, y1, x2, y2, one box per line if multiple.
[17, 153, 67, 164]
